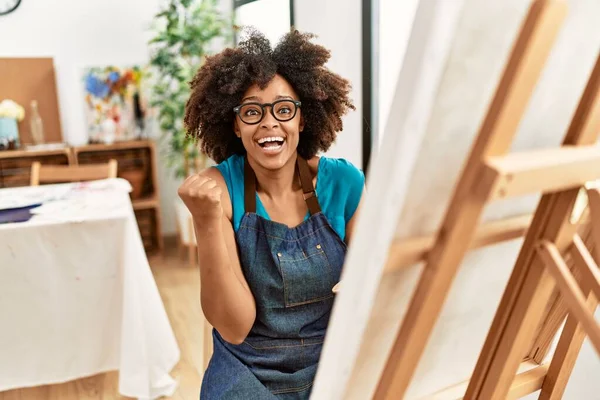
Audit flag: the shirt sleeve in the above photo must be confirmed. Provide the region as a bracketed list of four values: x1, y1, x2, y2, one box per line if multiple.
[334, 158, 365, 223]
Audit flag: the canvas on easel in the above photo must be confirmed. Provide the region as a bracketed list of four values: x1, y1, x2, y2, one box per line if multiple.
[311, 0, 600, 399]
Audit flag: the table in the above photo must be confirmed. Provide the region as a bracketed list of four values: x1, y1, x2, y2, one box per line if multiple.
[0, 179, 180, 399]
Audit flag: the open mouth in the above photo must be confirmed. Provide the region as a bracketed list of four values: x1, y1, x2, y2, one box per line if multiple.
[256, 136, 286, 153]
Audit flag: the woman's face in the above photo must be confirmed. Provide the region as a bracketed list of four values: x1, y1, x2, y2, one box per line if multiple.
[234, 74, 304, 171]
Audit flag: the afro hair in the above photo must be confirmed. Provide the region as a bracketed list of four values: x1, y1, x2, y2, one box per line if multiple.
[184, 28, 355, 163]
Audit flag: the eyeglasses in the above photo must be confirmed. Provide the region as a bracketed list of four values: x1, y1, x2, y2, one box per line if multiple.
[233, 99, 301, 125]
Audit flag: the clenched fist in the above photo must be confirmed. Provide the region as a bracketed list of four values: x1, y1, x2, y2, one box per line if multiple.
[178, 174, 224, 223]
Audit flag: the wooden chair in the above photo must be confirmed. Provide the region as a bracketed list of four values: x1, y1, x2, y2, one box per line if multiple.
[30, 159, 118, 186]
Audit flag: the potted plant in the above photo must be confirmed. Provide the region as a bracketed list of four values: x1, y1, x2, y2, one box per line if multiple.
[0, 99, 25, 150]
[148, 0, 233, 178]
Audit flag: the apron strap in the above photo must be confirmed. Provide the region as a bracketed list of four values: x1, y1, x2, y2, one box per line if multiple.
[244, 157, 257, 213]
[243, 155, 322, 215]
[296, 156, 322, 215]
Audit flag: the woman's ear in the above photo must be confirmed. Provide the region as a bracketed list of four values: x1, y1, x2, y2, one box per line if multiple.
[233, 119, 241, 138]
[299, 114, 305, 133]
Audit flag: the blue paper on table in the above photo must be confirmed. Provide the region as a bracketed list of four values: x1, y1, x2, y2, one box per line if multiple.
[0, 204, 41, 224]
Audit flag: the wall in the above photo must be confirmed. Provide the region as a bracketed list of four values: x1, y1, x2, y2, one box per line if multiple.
[294, 0, 419, 166]
[0, 0, 229, 235]
[294, 0, 363, 168]
[235, 0, 290, 46]
[0, 0, 162, 146]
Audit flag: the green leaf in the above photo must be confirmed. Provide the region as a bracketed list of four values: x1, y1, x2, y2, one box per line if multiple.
[147, 0, 231, 179]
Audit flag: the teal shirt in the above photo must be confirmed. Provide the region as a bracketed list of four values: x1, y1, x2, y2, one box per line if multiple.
[215, 154, 365, 241]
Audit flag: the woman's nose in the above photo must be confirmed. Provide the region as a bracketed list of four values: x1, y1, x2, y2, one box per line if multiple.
[260, 108, 279, 129]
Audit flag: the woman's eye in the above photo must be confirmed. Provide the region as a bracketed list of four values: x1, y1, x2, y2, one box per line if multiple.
[245, 109, 260, 116]
[278, 107, 291, 114]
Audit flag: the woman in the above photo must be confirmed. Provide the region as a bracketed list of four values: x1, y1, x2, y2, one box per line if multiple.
[178, 29, 365, 399]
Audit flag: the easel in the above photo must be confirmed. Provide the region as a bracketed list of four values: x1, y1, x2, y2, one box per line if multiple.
[370, 1, 600, 399]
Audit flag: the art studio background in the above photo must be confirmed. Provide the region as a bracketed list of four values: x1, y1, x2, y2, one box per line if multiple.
[0, 0, 409, 398]
[0, 0, 597, 399]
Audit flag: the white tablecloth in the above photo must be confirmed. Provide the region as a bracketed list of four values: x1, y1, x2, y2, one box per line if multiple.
[0, 179, 180, 399]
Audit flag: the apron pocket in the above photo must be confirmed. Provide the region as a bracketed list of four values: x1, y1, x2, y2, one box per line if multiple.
[278, 245, 335, 307]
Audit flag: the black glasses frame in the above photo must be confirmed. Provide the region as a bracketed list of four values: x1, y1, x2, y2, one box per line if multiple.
[233, 99, 302, 125]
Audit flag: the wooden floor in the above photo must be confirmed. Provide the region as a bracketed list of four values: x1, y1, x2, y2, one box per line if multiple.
[0, 238, 205, 400]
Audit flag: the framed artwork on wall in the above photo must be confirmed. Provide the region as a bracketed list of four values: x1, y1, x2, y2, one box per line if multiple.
[82, 65, 150, 144]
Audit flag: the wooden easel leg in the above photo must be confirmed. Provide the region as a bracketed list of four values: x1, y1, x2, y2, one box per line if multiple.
[528, 291, 568, 362]
[537, 241, 600, 353]
[528, 222, 594, 363]
[465, 50, 600, 400]
[588, 188, 600, 255]
[372, 2, 567, 398]
[538, 237, 599, 400]
[538, 290, 597, 400]
[571, 235, 600, 299]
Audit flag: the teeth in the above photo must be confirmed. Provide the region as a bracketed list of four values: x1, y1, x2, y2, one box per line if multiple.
[257, 136, 285, 144]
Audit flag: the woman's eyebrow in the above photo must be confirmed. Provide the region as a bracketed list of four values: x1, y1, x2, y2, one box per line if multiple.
[241, 95, 260, 102]
[241, 95, 294, 103]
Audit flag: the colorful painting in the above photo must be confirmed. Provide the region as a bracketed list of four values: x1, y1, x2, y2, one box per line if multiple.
[83, 66, 148, 144]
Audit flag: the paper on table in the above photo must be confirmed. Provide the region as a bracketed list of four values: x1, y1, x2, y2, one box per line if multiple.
[0, 178, 134, 222]
[29, 179, 133, 222]
[31, 196, 127, 218]
[71, 178, 133, 193]
[0, 185, 72, 211]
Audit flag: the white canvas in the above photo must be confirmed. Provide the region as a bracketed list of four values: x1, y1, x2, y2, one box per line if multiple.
[312, 0, 600, 399]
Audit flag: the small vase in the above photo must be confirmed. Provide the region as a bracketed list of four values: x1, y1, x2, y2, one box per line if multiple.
[30, 100, 45, 145]
[0, 117, 20, 150]
[101, 119, 116, 144]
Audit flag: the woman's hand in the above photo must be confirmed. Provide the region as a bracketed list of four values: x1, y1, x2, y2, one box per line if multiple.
[178, 175, 223, 224]
[178, 168, 257, 344]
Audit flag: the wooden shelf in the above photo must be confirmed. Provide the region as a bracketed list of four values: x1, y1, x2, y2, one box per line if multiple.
[0, 147, 70, 160]
[74, 140, 154, 153]
[0, 140, 163, 253]
[0, 150, 71, 188]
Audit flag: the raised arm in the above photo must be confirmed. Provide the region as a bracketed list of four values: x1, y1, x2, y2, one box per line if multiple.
[178, 167, 256, 344]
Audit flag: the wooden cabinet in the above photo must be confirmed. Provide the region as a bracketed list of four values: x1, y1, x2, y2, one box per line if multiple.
[0, 140, 163, 253]
[0, 148, 72, 188]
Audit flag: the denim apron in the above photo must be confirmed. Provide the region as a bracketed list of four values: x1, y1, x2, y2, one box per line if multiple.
[200, 156, 347, 399]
